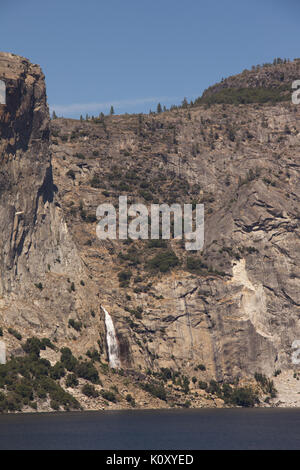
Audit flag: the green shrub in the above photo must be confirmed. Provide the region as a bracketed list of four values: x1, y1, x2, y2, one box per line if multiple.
[50, 362, 65, 380]
[254, 372, 267, 386]
[139, 190, 153, 201]
[75, 361, 99, 384]
[90, 174, 101, 188]
[182, 376, 190, 394]
[82, 383, 99, 398]
[183, 400, 191, 408]
[60, 347, 78, 372]
[147, 239, 167, 248]
[148, 249, 180, 273]
[100, 389, 117, 403]
[187, 257, 208, 274]
[15, 379, 34, 401]
[141, 381, 167, 401]
[50, 400, 60, 411]
[65, 373, 79, 388]
[254, 372, 277, 397]
[70, 130, 79, 140]
[118, 270, 132, 287]
[198, 381, 208, 390]
[227, 387, 259, 407]
[22, 337, 43, 357]
[204, 378, 260, 407]
[86, 349, 101, 362]
[118, 248, 141, 266]
[159, 368, 172, 382]
[22, 337, 55, 357]
[7, 328, 22, 341]
[66, 169, 75, 180]
[6, 394, 22, 412]
[126, 393, 136, 406]
[68, 318, 82, 332]
[128, 306, 143, 319]
[207, 380, 221, 395]
[37, 376, 80, 410]
[41, 338, 56, 350]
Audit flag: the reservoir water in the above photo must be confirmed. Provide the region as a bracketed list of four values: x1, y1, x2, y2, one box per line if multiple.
[0, 408, 299, 450]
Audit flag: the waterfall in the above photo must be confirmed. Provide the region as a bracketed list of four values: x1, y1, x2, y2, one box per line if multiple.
[101, 305, 121, 369]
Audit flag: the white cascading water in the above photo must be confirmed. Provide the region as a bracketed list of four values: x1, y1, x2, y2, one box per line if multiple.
[101, 305, 121, 369]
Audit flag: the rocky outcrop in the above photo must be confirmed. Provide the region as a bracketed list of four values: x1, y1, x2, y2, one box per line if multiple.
[0, 53, 102, 357]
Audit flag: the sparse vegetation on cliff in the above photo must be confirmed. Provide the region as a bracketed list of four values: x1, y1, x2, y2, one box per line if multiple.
[1, 52, 299, 412]
[195, 86, 289, 106]
[0, 342, 80, 412]
[147, 249, 180, 272]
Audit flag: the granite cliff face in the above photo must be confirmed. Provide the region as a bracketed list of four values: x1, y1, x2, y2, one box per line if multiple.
[1, 53, 300, 409]
[0, 53, 102, 358]
[50, 95, 300, 391]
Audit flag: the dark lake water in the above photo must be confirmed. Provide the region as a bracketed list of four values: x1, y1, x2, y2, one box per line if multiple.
[0, 408, 300, 450]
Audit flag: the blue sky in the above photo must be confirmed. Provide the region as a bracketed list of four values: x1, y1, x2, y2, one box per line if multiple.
[1, 0, 299, 117]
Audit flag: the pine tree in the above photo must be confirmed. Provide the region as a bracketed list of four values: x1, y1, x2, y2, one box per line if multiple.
[157, 102, 162, 113]
[181, 97, 188, 108]
[110, 105, 115, 115]
[52, 110, 57, 120]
